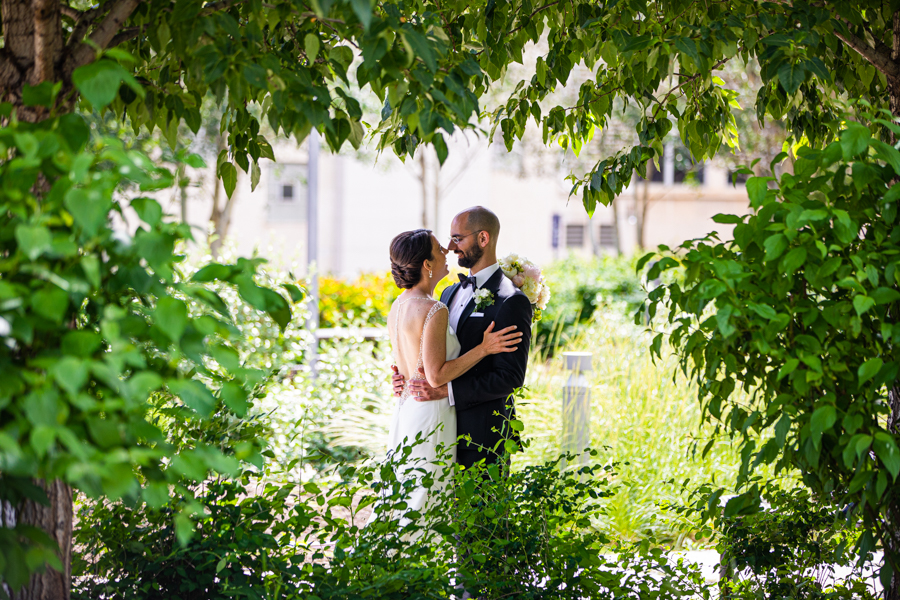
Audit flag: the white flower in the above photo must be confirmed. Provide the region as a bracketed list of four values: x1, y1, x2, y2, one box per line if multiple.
[521, 278, 539, 303]
[474, 288, 495, 309]
[537, 284, 551, 310]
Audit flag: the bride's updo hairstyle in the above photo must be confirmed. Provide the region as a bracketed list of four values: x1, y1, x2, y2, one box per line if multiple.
[390, 229, 433, 289]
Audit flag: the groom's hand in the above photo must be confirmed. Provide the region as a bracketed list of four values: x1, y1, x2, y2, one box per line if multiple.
[409, 368, 447, 401]
[391, 365, 405, 397]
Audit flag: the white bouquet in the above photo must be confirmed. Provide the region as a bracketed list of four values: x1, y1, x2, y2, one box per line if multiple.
[499, 253, 550, 322]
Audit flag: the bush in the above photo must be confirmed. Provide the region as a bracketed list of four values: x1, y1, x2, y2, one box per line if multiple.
[74, 437, 710, 600]
[318, 272, 399, 328]
[716, 487, 876, 599]
[536, 253, 646, 354]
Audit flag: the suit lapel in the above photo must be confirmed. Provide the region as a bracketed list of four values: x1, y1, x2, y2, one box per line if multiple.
[443, 282, 461, 307]
[458, 269, 506, 334]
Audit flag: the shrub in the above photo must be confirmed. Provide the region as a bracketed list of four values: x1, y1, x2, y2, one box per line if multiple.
[716, 487, 876, 600]
[74, 437, 710, 600]
[536, 253, 646, 354]
[318, 272, 399, 328]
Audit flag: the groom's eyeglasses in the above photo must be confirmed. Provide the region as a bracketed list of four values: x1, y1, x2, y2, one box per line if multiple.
[449, 230, 484, 245]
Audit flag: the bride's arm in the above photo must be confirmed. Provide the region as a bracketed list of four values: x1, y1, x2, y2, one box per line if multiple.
[421, 306, 522, 389]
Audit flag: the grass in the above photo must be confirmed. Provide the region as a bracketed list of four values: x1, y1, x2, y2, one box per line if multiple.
[516, 305, 743, 547]
[268, 304, 747, 546]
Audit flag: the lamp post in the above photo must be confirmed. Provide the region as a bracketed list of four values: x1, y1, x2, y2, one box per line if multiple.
[562, 351, 592, 467]
[307, 133, 319, 378]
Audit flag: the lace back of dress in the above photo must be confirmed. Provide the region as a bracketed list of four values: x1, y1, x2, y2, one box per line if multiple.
[395, 299, 446, 406]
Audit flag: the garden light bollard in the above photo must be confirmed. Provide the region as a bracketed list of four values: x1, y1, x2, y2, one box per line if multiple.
[562, 352, 592, 467]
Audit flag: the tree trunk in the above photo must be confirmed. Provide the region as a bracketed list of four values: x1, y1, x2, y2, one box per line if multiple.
[419, 150, 428, 229]
[637, 161, 652, 250]
[12, 481, 73, 600]
[886, 13, 900, 600]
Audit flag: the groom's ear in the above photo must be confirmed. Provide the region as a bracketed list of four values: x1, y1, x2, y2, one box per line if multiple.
[479, 231, 490, 247]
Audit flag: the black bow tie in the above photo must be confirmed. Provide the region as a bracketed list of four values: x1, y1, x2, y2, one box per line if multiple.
[458, 274, 477, 289]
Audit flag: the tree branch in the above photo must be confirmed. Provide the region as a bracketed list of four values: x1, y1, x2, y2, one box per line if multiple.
[59, 4, 81, 21]
[833, 21, 900, 80]
[33, 0, 63, 85]
[64, 6, 106, 54]
[108, 26, 145, 48]
[65, 0, 143, 76]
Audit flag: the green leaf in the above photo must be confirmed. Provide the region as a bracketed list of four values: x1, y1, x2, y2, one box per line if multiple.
[763, 233, 788, 261]
[64, 187, 110, 236]
[169, 379, 216, 417]
[282, 283, 306, 302]
[403, 29, 437, 73]
[853, 295, 876, 316]
[674, 37, 699, 65]
[874, 434, 900, 481]
[219, 162, 237, 198]
[23, 81, 61, 108]
[250, 161, 261, 192]
[350, 0, 372, 29]
[192, 263, 235, 282]
[780, 247, 807, 275]
[32, 286, 69, 323]
[858, 357, 883, 385]
[131, 197, 163, 226]
[221, 382, 249, 417]
[155, 297, 188, 342]
[15, 224, 52, 260]
[872, 287, 900, 304]
[72, 60, 144, 110]
[810, 404, 837, 442]
[777, 358, 799, 381]
[51, 357, 89, 396]
[746, 177, 771, 206]
[840, 123, 871, 159]
[777, 62, 806, 96]
[305, 34, 320, 63]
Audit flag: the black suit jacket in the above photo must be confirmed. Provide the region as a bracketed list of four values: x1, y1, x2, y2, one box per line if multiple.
[441, 268, 532, 466]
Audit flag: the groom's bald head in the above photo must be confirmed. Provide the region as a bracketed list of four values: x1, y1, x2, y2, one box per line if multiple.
[459, 206, 500, 246]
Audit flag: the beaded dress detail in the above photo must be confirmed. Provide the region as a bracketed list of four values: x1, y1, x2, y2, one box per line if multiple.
[395, 299, 448, 406]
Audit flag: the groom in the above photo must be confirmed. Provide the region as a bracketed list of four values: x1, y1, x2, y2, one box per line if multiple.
[392, 206, 533, 468]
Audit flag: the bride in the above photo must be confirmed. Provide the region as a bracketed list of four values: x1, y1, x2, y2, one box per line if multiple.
[382, 228, 522, 516]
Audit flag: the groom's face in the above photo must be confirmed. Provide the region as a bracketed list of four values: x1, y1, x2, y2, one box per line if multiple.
[449, 215, 484, 269]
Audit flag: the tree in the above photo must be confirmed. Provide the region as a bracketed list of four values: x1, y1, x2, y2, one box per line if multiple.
[3, 0, 900, 596]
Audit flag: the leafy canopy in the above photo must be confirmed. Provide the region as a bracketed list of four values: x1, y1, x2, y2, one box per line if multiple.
[643, 108, 900, 581]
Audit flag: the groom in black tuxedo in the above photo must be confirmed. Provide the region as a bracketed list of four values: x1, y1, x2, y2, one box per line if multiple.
[393, 206, 532, 468]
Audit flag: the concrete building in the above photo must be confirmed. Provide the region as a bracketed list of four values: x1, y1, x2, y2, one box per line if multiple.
[174, 134, 752, 276]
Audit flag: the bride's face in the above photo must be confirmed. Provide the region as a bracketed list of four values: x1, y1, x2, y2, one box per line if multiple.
[428, 234, 450, 283]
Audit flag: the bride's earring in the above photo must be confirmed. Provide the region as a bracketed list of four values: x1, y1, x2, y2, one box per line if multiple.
[428, 269, 433, 279]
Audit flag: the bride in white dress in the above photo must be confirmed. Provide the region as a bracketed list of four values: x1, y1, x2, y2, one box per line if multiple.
[381, 229, 522, 518]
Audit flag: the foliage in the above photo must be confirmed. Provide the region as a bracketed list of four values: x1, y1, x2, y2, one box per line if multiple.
[520, 309, 744, 544]
[644, 114, 900, 580]
[536, 253, 645, 353]
[312, 304, 744, 544]
[716, 487, 876, 600]
[318, 271, 399, 328]
[73, 435, 710, 599]
[73, 469, 304, 599]
[0, 106, 298, 589]
[263, 335, 395, 476]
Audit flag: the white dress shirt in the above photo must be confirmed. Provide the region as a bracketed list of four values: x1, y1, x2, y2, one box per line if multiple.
[447, 262, 500, 406]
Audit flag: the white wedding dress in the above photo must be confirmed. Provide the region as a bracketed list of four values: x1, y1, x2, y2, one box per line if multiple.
[385, 299, 459, 516]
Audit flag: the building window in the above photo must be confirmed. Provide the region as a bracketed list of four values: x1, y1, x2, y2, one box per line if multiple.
[268, 163, 307, 223]
[599, 224, 616, 248]
[566, 224, 584, 248]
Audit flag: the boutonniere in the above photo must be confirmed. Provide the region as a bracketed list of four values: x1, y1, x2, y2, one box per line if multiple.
[474, 288, 495, 310]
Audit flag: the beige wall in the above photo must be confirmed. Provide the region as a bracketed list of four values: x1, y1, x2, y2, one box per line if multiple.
[159, 136, 752, 277]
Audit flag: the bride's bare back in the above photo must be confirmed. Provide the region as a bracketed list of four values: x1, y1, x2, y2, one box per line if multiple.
[389, 293, 522, 403]
[389, 297, 446, 392]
